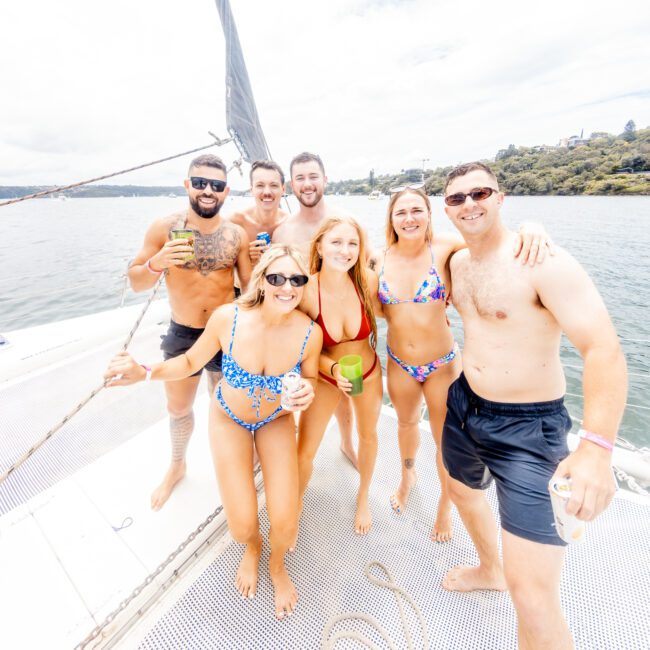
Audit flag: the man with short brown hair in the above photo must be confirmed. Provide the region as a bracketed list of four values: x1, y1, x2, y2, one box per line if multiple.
[228, 160, 288, 266]
[441, 161, 626, 648]
[273, 152, 359, 467]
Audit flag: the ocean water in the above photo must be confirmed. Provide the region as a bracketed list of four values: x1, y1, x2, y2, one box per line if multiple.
[1, 194, 648, 447]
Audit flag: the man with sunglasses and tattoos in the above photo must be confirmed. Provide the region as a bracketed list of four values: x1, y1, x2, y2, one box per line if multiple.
[128, 154, 252, 510]
[441, 162, 626, 649]
[272, 152, 361, 469]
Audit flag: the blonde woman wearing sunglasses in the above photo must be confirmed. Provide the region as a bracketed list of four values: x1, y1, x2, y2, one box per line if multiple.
[104, 245, 322, 620]
[376, 186, 552, 542]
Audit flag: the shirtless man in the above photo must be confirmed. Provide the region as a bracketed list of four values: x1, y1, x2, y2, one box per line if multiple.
[273, 152, 358, 468]
[441, 162, 626, 648]
[128, 154, 252, 510]
[228, 159, 288, 266]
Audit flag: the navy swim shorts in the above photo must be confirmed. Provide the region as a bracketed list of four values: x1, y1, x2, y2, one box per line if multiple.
[160, 320, 223, 376]
[442, 372, 571, 546]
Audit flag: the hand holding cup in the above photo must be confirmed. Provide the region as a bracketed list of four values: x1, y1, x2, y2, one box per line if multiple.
[338, 355, 364, 396]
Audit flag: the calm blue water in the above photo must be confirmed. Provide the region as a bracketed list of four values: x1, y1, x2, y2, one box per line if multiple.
[1, 195, 648, 446]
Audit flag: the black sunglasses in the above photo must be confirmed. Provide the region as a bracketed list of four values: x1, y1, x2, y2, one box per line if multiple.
[265, 273, 309, 288]
[190, 176, 227, 192]
[444, 187, 498, 206]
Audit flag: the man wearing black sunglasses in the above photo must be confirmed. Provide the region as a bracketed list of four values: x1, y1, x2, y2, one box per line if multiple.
[127, 153, 252, 510]
[440, 161, 626, 648]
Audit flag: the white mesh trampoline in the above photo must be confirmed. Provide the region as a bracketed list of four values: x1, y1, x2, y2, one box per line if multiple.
[136, 411, 650, 650]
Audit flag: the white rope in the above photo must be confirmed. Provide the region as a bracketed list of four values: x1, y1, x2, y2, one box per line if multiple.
[322, 562, 429, 650]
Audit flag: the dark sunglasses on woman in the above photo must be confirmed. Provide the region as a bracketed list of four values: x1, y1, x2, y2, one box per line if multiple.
[265, 273, 309, 288]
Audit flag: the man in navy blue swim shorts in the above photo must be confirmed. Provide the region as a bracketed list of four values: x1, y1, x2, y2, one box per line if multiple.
[441, 162, 627, 649]
[127, 154, 251, 510]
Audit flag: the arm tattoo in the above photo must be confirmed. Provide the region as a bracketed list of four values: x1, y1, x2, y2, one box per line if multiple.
[177, 223, 242, 276]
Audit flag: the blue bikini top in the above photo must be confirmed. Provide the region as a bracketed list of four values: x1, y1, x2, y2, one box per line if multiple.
[221, 305, 314, 416]
[378, 246, 446, 305]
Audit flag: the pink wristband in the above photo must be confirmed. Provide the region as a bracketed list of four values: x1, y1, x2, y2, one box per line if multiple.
[140, 364, 152, 381]
[578, 428, 614, 452]
[145, 259, 163, 275]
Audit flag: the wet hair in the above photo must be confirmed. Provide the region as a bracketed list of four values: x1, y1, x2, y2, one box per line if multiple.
[444, 161, 499, 193]
[249, 160, 285, 186]
[385, 188, 433, 247]
[188, 154, 227, 176]
[237, 244, 308, 309]
[290, 152, 325, 177]
[309, 216, 377, 349]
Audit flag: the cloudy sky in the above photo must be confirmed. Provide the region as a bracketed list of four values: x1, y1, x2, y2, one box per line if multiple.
[1, 0, 648, 190]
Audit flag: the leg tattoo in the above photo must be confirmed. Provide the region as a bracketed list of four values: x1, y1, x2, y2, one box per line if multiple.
[404, 458, 415, 469]
[170, 412, 194, 462]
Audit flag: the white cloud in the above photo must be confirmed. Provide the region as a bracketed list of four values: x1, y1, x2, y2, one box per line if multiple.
[1, 0, 648, 189]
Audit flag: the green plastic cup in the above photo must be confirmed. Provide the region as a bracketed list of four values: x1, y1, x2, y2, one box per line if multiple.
[171, 229, 195, 261]
[339, 354, 363, 396]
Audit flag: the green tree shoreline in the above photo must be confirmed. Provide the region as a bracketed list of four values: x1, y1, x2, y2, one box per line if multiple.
[329, 126, 650, 197]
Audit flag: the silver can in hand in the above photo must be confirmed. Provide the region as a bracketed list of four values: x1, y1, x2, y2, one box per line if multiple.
[281, 372, 302, 411]
[548, 477, 586, 543]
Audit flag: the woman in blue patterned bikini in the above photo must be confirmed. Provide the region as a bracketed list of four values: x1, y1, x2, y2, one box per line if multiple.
[376, 188, 551, 542]
[104, 245, 323, 620]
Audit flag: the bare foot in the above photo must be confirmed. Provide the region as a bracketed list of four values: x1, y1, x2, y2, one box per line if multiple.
[430, 500, 453, 542]
[389, 468, 417, 514]
[340, 443, 359, 470]
[442, 565, 507, 592]
[354, 495, 372, 535]
[269, 563, 298, 619]
[235, 537, 262, 599]
[150, 461, 186, 511]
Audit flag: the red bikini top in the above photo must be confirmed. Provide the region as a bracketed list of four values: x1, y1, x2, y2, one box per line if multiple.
[315, 276, 372, 348]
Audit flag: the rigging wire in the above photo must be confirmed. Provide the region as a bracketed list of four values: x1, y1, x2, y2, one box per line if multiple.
[0, 132, 231, 208]
[0, 273, 166, 485]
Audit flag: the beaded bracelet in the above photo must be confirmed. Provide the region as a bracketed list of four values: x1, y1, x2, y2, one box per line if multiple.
[578, 428, 614, 452]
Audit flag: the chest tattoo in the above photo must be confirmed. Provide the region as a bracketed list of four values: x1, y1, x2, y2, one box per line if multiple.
[176, 224, 241, 276]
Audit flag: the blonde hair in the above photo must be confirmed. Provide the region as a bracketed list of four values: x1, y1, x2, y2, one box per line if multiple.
[385, 188, 433, 247]
[236, 244, 308, 309]
[309, 216, 377, 349]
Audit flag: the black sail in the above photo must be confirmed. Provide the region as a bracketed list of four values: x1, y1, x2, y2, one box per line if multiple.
[215, 0, 271, 163]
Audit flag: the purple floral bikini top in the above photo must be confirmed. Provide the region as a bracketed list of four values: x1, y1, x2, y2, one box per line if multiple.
[378, 246, 446, 305]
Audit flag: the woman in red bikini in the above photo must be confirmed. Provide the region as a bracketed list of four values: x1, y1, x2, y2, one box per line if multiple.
[297, 215, 382, 536]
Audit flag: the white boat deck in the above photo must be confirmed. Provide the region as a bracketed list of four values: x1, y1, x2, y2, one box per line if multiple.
[0, 391, 222, 650]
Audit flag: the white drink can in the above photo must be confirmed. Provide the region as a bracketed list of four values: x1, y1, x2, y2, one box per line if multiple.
[281, 372, 302, 411]
[548, 477, 586, 543]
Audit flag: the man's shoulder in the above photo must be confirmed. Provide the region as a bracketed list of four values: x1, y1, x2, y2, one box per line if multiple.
[225, 209, 248, 226]
[147, 212, 185, 239]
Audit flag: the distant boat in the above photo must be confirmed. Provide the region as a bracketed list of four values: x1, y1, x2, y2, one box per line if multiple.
[368, 190, 382, 200]
[168, 193, 177, 198]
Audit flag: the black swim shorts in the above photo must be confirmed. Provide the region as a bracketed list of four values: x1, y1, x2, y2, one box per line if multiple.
[442, 372, 571, 546]
[160, 320, 223, 377]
